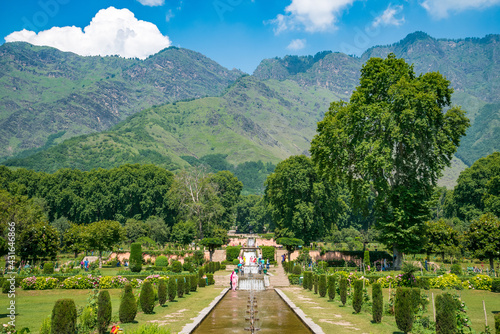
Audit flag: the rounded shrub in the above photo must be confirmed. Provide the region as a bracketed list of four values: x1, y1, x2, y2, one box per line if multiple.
[158, 279, 167, 306]
[327, 275, 336, 301]
[43, 262, 54, 274]
[352, 279, 363, 313]
[190, 275, 198, 292]
[129, 243, 143, 273]
[318, 274, 327, 298]
[207, 273, 215, 285]
[450, 263, 462, 276]
[372, 283, 383, 323]
[293, 265, 302, 275]
[171, 261, 183, 273]
[119, 283, 137, 323]
[155, 256, 169, 268]
[51, 298, 77, 334]
[97, 290, 112, 334]
[177, 276, 185, 298]
[198, 267, 205, 278]
[232, 259, 240, 265]
[183, 262, 193, 272]
[339, 277, 347, 306]
[436, 293, 457, 334]
[198, 277, 206, 288]
[168, 277, 176, 301]
[140, 280, 155, 314]
[395, 287, 414, 334]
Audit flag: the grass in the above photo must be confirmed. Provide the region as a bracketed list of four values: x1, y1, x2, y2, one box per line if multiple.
[0, 285, 224, 333]
[280, 286, 500, 334]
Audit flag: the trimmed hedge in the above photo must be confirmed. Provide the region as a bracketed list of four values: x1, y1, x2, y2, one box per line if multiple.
[51, 299, 77, 334]
[260, 246, 275, 261]
[129, 243, 142, 273]
[158, 279, 167, 306]
[319, 274, 327, 298]
[207, 274, 215, 285]
[339, 277, 347, 306]
[198, 277, 206, 288]
[302, 272, 309, 289]
[436, 293, 457, 334]
[327, 275, 336, 301]
[184, 276, 190, 295]
[395, 287, 414, 334]
[293, 265, 302, 275]
[119, 283, 137, 323]
[313, 274, 318, 294]
[287, 274, 300, 285]
[352, 280, 363, 313]
[177, 276, 184, 298]
[168, 277, 176, 301]
[43, 262, 54, 274]
[171, 261, 182, 273]
[372, 283, 383, 323]
[495, 313, 500, 334]
[226, 246, 241, 261]
[97, 290, 112, 334]
[492, 278, 500, 293]
[190, 275, 198, 292]
[155, 256, 169, 267]
[140, 280, 155, 314]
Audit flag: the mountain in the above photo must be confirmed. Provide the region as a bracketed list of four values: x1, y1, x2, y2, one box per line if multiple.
[1, 32, 499, 190]
[0, 42, 243, 159]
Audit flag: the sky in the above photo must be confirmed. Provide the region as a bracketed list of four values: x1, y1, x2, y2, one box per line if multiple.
[0, 0, 499, 74]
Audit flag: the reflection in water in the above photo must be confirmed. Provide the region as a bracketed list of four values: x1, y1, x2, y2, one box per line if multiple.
[192, 290, 312, 334]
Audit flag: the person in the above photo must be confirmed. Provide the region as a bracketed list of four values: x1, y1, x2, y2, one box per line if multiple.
[231, 271, 238, 291]
[266, 258, 269, 270]
[230, 270, 234, 290]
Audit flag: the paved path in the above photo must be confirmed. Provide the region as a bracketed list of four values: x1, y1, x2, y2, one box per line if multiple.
[268, 254, 290, 288]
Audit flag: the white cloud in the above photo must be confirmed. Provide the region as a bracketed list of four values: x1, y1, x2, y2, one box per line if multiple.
[372, 5, 405, 28]
[287, 39, 306, 50]
[421, 0, 500, 18]
[5, 7, 171, 59]
[137, 0, 165, 6]
[271, 0, 358, 34]
[166, 9, 175, 22]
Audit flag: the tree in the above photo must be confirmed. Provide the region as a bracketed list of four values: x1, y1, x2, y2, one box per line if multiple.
[18, 221, 59, 261]
[145, 216, 170, 245]
[265, 155, 347, 244]
[208, 171, 243, 229]
[465, 213, 500, 270]
[170, 220, 197, 245]
[276, 237, 304, 262]
[422, 219, 460, 262]
[85, 220, 125, 268]
[63, 223, 86, 258]
[124, 219, 148, 243]
[311, 54, 469, 269]
[168, 167, 224, 238]
[450, 152, 500, 221]
[200, 238, 224, 262]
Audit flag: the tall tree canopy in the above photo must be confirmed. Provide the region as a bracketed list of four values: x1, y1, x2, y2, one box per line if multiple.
[311, 54, 469, 268]
[265, 155, 347, 244]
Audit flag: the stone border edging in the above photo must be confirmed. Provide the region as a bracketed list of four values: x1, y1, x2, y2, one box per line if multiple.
[274, 288, 325, 334]
[178, 287, 230, 334]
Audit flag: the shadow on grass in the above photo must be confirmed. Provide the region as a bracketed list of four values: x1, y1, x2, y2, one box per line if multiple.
[0, 313, 18, 318]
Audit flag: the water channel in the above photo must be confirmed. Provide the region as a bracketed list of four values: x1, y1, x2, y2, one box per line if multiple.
[192, 289, 312, 334]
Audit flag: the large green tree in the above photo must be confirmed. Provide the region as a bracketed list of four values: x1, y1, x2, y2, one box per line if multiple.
[422, 219, 460, 262]
[208, 171, 243, 229]
[63, 223, 87, 258]
[18, 221, 59, 261]
[265, 155, 347, 244]
[465, 213, 500, 270]
[85, 220, 125, 268]
[311, 54, 469, 268]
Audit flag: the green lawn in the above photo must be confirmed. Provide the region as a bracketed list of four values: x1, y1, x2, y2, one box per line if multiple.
[280, 286, 500, 334]
[0, 285, 224, 333]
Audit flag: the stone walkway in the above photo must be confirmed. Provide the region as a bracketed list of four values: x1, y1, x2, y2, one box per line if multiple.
[268, 253, 290, 288]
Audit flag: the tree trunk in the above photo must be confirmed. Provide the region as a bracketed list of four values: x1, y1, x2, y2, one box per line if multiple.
[490, 257, 494, 272]
[210, 250, 213, 262]
[393, 246, 403, 270]
[99, 250, 102, 269]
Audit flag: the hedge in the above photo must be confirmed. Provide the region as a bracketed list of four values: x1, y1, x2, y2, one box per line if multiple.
[288, 274, 301, 285]
[260, 246, 275, 262]
[226, 246, 241, 261]
[352, 280, 363, 313]
[129, 243, 142, 273]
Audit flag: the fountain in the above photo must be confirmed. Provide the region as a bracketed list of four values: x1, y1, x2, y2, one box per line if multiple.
[238, 237, 268, 291]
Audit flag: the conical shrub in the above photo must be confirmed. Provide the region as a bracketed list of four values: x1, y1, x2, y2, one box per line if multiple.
[168, 277, 177, 301]
[339, 277, 347, 306]
[97, 290, 112, 334]
[372, 283, 383, 323]
[436, 293, 457, 334]
[140, 280, 155, 314]
[119, 283, 137, 323]
[184, 276, 190, 295]
[319, 274, 327, 297]
[158, 279, 167, 306]
[352, 279, 363, 313]
[327, 275, 336, 301]
[51, 298, 77, 334]
[190, 275, 197, 292]
[395, 287, 414, 334]
[177, 276, 185, 298]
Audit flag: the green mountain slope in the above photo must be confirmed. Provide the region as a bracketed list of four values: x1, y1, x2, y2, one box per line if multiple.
[0, 42, 243, 159]
[2, 76, 339, 172]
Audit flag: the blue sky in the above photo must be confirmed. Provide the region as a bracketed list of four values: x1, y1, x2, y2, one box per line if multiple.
[1, 0, 499, 73]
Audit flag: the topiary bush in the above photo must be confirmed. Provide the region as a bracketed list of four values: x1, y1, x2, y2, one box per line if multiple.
[327, 275, 336, 301]
[372, 283, 383, 323]
[226, 246, 240, 261]
[495, 312, 500, 334]
[293, 265, 302, 275]
[190, 275, 198, 292]
[302, 271, 308, 290]
[352, 279, 363, 313]
[436, 293, 457, 334]
[492, 278, 500, 293]
[450, 263, 462, 276]
[183, 261, 193, 272]
[51, 298, 77, 334]
[314, 274, 319, 294]
[168, 277, 176, 301]
[232, 259, 240, 265]
[177, 276, 184, 298]
[319, 274, 327, 298]
[184, 276, 190, 295]
[339, 277, 347, 306]
[395, 287, 414, 334]
[260, 246, 275, 262]
[207, 274, 215, 285]
[119, 283, 137, 323]
[43, 262, 54, 274]
[171, 260, 183, 273]
[97, 290, 112, 334]
[158, 279, 167, 306]
[198, 267, 205, 278]
[140, 280, 155, 314]
[198, 277, 206, 288]
[130, 243, 143, 273]
[155, 256, 168, 267]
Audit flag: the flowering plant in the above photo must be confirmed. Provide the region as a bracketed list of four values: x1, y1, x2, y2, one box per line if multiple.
[61, 274, 99, 289]
[429, 273, 462, 289]
[376, 275, 401, 288]
[470, 274, 492, 290]
[21, 276, 59, 290]
[99, 275, 130, 289]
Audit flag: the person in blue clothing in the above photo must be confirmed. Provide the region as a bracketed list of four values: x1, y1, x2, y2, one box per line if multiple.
[266, 258, 269, 270]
